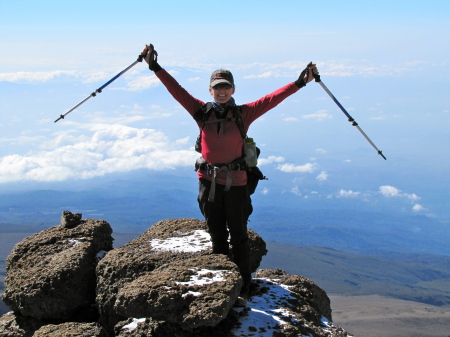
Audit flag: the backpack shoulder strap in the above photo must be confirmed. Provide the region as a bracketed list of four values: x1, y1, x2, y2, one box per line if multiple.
[233, 105, 247, 139]
[194, 103, 246, 139]
[193, 102, 214, 126]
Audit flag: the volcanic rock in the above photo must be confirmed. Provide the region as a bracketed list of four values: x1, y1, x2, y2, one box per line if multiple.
[0, 216, 354, 337]
[96, 218, 267, 332]
[32, 322, 108, 336]
[2, 216, 113, 320]
[114, 254, 241, 328]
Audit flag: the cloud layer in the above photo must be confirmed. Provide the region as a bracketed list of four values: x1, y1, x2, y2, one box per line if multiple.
[0, 124, 197, 183]
[0, 60, 432, 85]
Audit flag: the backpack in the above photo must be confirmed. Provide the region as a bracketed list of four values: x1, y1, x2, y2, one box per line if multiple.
[193, 102, 267, 195]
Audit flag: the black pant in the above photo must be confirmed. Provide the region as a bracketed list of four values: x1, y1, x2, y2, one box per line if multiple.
[197, 178, 253, 285]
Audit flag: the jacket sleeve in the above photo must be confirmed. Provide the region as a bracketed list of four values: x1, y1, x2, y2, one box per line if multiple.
[242, 82, 300, 128]
[155, 69, 205, 117]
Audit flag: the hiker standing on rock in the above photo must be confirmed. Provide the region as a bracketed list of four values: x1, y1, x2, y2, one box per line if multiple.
[141, 44, 318, 298]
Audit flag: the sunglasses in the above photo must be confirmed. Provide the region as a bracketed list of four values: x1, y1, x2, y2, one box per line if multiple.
[212, 83, 233, 90]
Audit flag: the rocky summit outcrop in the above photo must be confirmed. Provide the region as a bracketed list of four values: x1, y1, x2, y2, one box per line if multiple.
[0, 213, 354, 337]
[96, 218, 267, 333]
[2, 215, 113, 321]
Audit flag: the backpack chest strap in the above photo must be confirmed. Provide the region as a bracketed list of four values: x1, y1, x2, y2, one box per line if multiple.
[202, 117, 236, 126]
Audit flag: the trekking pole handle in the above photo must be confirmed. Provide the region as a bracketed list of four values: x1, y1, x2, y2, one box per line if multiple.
[143, 43, 158, 70]
[307, 61, 321, 82]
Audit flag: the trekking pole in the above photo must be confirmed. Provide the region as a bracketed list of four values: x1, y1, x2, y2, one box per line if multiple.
[54, 44, 158, 123]
[308, 63, 386, 160]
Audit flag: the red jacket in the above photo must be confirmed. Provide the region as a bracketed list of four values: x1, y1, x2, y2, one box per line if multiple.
[155, 69, 300, 186]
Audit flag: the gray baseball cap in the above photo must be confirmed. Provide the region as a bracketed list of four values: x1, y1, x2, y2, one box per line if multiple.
[210, 69, 234, 88]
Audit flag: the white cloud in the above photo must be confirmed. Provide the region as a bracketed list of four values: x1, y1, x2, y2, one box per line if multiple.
[379, 185, 401, 197]
[338, 189, 360, 198]
[113, 74, 160, 91]
[316, 171, 328, 181]
[302, 111, 332, 121]
[0, 135, 47, 146]
[0, 59, 430, 85]
[119, 103, 144, 110]
[84, 71, 111, 83]
[0, 124, 198, 183]
[406, 193, 421, 202]
[412, 204, 425, 212]
[237, 60, 424, 80]
[175, 137, 190, 145]
[244, 71, 279, 79]
[277, 162, 317, 173]
[0, 70, 79, 83]
[257, 156, 285, 166]
[379, 185, 421, 201]
[283, 117, 298, 122]
[318, 61, 427, 77]
[291, 186, 302, 196]
[0, 67, 160, 92]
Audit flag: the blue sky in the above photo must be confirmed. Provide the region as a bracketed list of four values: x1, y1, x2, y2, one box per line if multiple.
[1, 0, 449, 220]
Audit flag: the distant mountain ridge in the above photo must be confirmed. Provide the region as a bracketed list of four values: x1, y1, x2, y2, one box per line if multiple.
[250, 207, 450, 256]
[1, 184, 449, 257]
[260, 241, 450, 306]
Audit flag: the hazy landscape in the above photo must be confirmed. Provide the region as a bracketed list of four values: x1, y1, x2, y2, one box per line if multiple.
[329, 295, 450, 337]
[2, 203, 450, 336]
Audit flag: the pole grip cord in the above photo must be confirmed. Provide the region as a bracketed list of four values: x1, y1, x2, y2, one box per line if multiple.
[310, 65, 386, 160]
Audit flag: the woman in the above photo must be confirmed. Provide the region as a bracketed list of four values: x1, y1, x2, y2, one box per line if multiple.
[141, 44, 318, 298]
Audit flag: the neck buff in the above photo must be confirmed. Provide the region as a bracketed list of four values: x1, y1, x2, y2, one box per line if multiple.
[212, 97, 236, 135]
[212, 97, 235, 115]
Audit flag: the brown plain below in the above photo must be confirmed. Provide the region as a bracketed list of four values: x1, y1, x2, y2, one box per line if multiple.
[330, 295, 450, 337]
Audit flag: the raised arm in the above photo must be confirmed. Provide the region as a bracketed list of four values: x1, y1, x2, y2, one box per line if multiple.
[242, 62, 320, 124]
[141, 44, 205, 116]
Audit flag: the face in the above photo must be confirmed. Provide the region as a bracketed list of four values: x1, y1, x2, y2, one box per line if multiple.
[209, 83, 235, 104]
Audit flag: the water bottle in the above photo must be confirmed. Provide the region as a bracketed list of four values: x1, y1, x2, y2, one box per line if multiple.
[244, 137, 257, 167]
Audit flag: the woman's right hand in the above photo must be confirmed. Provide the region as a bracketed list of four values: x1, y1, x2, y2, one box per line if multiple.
[141, 44, 154, 65]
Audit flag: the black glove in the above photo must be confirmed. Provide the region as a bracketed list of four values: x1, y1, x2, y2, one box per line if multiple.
[141, 44, 162, 72]
[295, 66, 310, 88]
[149, 61, 162, 72]
[295, 62, 318, 88]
